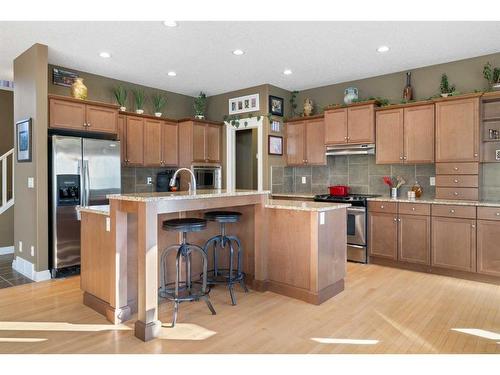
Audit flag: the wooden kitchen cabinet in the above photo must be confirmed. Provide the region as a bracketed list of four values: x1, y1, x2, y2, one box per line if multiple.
[368, 211, 398, 260]
[435, 95, 480, 162]
[324, 103, 376, 145]
[398, 214, 431, 265]
[178, 119, 223, 166]
[286, 117, 325, 166]
[125, 116, 144, 166]
[375, 108, 404, 164]
[477, 219, 500, 277]
[49, 95, 118, 134]
[375, 103, 434, 164]
[117, 115, 126, 164]
[143, 118, 163, 166]
[161, 121, 179, 166]
[431, 216, 476, 272]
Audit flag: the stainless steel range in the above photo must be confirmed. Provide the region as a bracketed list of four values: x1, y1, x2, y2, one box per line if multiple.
[314, 193, 380, 263]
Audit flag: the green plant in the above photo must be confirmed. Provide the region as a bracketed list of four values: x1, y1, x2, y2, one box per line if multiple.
[194, 91, 207, 117]
[290, 90, 299, 117]
[223, 112, 273, 128]
[113, 86, 127, 107]
[132, 89, 146, 110]
[483, 62, 500, 89]
[439, 74, 456, 94]
[151, 92, 167, 113]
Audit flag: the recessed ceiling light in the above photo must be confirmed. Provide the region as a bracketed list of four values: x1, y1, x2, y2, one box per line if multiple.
[167, 71, 177, 77]
[163, 21, 178, 27]
[377, 45, 390, 53]
[99, 52, 111, 58]
[283, 69, 292, 75]
[232, 49, 244, 56]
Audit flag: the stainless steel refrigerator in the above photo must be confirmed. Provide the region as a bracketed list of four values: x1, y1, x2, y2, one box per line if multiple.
[49, 135, 121, 278]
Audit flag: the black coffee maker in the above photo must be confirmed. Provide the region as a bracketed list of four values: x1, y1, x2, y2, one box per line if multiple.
[156, 169, 180, 192]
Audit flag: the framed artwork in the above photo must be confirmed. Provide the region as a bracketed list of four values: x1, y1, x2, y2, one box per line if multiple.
[229, 93, 260, 115]
[268, 135, 283, 156]
[16, 118, 32, 162]
[52, 67, 79, 87]
[271, 120, 281, 133]
[269, 95, 284, 116]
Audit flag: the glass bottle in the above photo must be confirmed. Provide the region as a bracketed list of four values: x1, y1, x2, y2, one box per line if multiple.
[412, 181, 423, 198]
[403, 72, 413, 101]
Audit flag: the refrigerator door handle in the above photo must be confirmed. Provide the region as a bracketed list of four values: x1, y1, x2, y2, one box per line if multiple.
[78, 159, 84, 207]
[83, 160, 90, 207]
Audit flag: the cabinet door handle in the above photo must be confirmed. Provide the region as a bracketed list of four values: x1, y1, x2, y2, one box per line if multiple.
[380, 205, 384, 209]
[398, 218, 401, 222]
[472, 224, 476, 228]
[412, 207, 416, 211]
[87, 122, 91, 127]
[399, 156, 403, 160]
[344, 136, 347, 140]
[454, 167, 459, 171]
[454, 179, 459, 183]
[496, 212, 500, 216]
[83, 122, 87, 127]
[474, 153, 478, 157]
[450, 209, 455, 213]
[403, 156, 407, 160]
[453, 192, 459, 196]
[393, 217, 397, 222]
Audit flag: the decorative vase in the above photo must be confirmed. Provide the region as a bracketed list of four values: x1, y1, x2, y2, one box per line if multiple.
[136, 109, 144, 114]
[119, 106, 126, 112]
[440, 93, 449, 98]
[71, 78, 88, 100]
[344, 87, 358, 104]
[403, 72, 413, 101]
[195, 114, 205, 119]
[391, 187, 399, 199]
[303, 98, 313, 116]
[154, 112, 162, 117]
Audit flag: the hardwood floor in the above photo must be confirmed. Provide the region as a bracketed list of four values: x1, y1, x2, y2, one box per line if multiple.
[0, 263, 499, 353]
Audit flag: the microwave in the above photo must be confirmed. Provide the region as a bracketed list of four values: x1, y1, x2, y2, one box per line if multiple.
[192, 166, 222, 189]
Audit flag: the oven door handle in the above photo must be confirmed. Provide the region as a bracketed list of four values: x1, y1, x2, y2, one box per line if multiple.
[348, 244, 366, 249]
[347, 207, 366, 213]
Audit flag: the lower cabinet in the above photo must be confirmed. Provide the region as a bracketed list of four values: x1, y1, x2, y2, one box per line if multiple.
[368, 212, 398, 260]
[477, 220, 500, 277]
[398, 214, 431, 265]
[431, 216, 476, 272]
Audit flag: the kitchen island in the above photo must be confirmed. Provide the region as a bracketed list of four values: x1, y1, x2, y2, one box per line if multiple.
[78, 190, 349, 342]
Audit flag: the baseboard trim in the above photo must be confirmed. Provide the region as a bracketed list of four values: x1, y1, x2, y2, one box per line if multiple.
[0, 246, 14, 255]
[12, 256, 51, 282]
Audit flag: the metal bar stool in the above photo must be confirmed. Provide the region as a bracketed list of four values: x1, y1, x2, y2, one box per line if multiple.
[203, 211, 248, 305]
[159, 217, 216, 327]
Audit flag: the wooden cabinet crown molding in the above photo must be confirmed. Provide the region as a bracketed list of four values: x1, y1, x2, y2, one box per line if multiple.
[284, 113, 324, 123]
[431, 92, 484, 103]
[375, 99, 434, 111]
[48, 94, 120, 110]
[323, 99, 380, 112]
[177, 117, 224, 126]
[120, 110, 177, 123]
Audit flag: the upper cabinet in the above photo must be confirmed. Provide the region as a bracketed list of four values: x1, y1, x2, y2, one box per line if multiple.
[49, 95, 118, 134]
[375, 102, 434, 164]
[324, 102, 376, 145]
[178, 119, 222, 166]
[285, 116, 326, 166]
[435, 95, 480, 162]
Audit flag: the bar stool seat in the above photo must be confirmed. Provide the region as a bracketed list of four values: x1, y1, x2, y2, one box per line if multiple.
[203, 210, 248, 305]
[159, 217, 216, 327]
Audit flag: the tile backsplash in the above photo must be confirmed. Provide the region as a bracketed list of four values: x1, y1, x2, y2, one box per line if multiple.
[271, 155, 436, 197]
[121, 167, 168, 193]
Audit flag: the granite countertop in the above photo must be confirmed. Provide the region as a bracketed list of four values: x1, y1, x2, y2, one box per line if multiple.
[367, 196, 500, 207]
[76, 205, 110, 216]
[271, 193, 316, 199]
[107, 189, 270, 202]
[265, 199, 351, 212]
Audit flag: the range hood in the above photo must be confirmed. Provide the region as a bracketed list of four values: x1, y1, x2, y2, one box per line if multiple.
[325, 144, 375, 156]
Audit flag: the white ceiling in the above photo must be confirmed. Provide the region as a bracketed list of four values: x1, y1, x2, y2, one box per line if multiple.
[1, 21, 500, 97]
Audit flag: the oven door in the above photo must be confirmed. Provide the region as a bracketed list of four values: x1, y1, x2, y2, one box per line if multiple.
[346, 207, 366, 246]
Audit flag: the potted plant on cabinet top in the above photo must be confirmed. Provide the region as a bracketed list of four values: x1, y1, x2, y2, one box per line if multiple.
[133, 89, 145, 114]
[439, 74, 456, 97]
[483, 62, 500, 90]
[194, 91, 207, 119]
[114, 86, 128, 112]
[152, 92, 167, 117]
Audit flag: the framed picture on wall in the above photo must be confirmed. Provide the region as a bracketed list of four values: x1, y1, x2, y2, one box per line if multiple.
[16, 118, 32, 163]
[268, 135, 283, 156]
[269, 95, 284, 116]
[52, 67, 79, 87]
[271, 120, 281, 133]
[229, 93, 260, 115]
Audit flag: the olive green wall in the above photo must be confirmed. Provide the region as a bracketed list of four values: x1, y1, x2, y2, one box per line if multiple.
[0, 89, 14, 248]
[14, 44, 49, 272]
[295, 52, 500, 114]
[48, 64, 195, 119]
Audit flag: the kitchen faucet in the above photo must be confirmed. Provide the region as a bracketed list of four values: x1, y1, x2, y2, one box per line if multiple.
[170, 168, 197, 194]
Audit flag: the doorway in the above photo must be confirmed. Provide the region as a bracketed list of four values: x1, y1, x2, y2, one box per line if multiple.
[235, 129, 258, 190]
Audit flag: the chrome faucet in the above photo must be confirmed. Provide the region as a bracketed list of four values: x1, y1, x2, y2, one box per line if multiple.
[170, 168, 197, 194]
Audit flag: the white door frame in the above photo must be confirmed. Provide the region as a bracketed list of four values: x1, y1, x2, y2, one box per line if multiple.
[225, 117, 264, 191]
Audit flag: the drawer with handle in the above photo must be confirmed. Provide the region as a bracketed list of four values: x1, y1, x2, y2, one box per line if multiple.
[398, 202, 431, 216]
[435, 175, 478, 188]
[436, 162, 478, 175]
[435, 187, 479, 201]
[432, 204, 476, 219]
[368, 201, 398, 214]
[477, 206, 500, 221]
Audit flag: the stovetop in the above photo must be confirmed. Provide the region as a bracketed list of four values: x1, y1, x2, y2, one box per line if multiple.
[314, 193, 380, 207]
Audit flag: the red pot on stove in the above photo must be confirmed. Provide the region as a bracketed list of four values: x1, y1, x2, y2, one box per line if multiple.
[329, 185, 350, 197]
